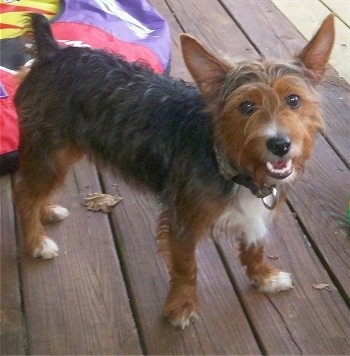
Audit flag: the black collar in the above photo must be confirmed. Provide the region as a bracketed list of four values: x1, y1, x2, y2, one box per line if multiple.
[214, 145, 277, 209]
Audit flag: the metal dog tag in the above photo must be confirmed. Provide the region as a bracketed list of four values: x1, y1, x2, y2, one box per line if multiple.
[262, 186, 278, 210]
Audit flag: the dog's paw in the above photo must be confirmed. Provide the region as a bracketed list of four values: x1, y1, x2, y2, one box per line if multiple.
[45, 205, 70, 223]
[33, 238, 59, 259]
[163, 296, 199, 330]
[166, 311, 199, 330]
[257, 271, 293, 293]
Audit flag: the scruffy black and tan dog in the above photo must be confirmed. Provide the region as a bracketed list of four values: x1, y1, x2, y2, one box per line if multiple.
[14, 13, 334, 329]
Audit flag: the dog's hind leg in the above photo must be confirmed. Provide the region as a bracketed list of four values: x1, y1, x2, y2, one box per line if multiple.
[14, 183, 59, 259]
[14, 146, 82, 259]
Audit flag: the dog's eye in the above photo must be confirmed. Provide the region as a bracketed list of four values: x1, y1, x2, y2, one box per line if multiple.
[239, 101, 256, 116]
[286, 94, 300, 108]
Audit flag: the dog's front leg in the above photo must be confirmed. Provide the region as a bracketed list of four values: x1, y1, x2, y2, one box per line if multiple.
[157, 210, 199, 329]
[238, 240, 293, 293]
[163, 236, 198, 329]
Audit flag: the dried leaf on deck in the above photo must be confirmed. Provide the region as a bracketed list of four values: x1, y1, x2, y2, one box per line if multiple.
[312, 283, 332, 292]
[82, 193, 122, 213]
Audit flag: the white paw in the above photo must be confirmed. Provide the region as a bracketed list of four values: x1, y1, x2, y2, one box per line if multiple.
[168, 312, 199, 330]
[258, 271, 293, 293]
[49, 205, 70, 222]
[33, 238, 59, 259]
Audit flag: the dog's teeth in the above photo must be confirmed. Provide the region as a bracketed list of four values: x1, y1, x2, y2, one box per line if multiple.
[266, 159, 293, 178]
[266, 161, 274, 172]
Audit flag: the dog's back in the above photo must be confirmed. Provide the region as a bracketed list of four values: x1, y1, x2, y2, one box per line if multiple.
[15, 14, 215, 194]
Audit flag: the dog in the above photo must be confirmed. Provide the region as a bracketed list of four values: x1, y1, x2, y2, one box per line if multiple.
[14, 13, 334, 329]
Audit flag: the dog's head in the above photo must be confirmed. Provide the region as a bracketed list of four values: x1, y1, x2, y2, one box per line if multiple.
[180, 15, 334, 188]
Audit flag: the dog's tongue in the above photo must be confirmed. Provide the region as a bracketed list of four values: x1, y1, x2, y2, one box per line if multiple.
[272, 161, 288, 169]
[266, 159, 292, 179]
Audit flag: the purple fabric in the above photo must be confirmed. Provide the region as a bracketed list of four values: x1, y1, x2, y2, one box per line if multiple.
[57, 0, 170, 70]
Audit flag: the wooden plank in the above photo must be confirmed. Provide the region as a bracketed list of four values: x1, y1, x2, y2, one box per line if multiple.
[0, 175, 25, 355]
[213, 204, 350, 354]
[165, 0, 259, 60]
[221, 0, 350, 166]
[322, 0, 350, 25]
[19, 160, 142, 355]
[270, 0, 350, 83]
[288, 136, 350, 293]
[101, 173, 261, 355]
[221, 0, 350, 295]
[150, 0, 192, 81]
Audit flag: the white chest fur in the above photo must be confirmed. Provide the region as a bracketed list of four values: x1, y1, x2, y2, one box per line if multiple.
[216, 186, 275, 245]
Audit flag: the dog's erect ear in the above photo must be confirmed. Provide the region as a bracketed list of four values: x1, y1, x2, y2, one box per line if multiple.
[297, 14, 335, 83]
[180, 34, 231, 97]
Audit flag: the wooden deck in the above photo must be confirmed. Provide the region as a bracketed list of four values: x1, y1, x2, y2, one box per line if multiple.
[1, 0, 350, 354]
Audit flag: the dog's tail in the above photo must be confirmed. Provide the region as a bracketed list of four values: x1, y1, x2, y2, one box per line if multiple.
[25, 13, 60, 59]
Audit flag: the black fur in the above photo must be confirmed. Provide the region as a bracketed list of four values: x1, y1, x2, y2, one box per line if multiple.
[15, 13, 234, 231]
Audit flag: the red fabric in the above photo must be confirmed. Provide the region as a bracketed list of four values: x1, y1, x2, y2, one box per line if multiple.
[0, 68, 19, 155]
[52, 22, 163, 73]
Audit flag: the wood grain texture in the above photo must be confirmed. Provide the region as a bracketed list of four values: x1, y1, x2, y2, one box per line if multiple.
[166, 0, 259, 60]
[0, 175, 25, 355]
[287, 136, 350, 294]
[19, 161, 142, 355]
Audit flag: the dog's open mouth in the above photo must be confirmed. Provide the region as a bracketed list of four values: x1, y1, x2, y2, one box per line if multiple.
[266, 159, 293, 179]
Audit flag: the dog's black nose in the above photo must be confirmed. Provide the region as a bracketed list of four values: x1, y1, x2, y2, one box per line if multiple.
[266, 135, 291, 156]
